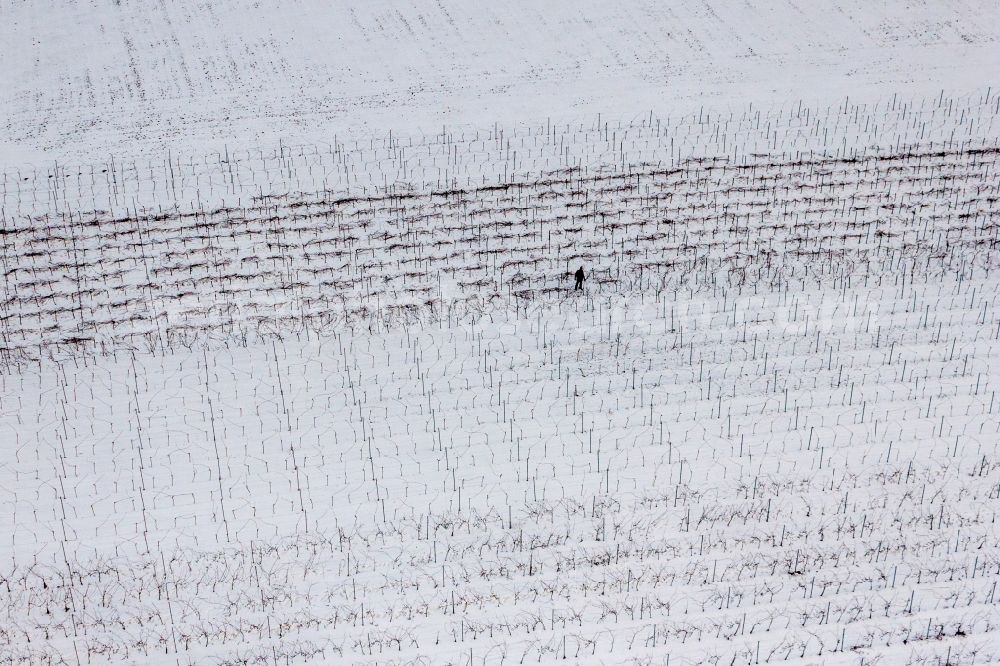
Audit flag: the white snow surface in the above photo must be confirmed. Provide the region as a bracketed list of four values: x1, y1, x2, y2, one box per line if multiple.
[3, 1, 1000, 665]
[2, 0, 1000, 166]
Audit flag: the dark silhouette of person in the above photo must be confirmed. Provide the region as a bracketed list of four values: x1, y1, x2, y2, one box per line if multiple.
[574, 266, 584, 290]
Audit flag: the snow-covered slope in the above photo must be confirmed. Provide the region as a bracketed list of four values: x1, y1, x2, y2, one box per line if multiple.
[3, 2, 1000, 665]
[5, 264, 1000, 664]
[3, 0, 1000, 165]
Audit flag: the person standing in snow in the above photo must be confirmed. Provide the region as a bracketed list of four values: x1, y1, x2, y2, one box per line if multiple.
[574, 266, 585, 291]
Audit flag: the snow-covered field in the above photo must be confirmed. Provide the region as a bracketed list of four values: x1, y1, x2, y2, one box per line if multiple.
[3, 1, 1000, 664]
[4, 0, 1000, 166]
[6, 265, 1000, 663]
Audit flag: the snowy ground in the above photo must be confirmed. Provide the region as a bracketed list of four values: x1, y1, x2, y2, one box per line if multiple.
[3, 0, 1000, 166]
[5, 264, 1000, 663]
[3, 1, 1000, 665]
